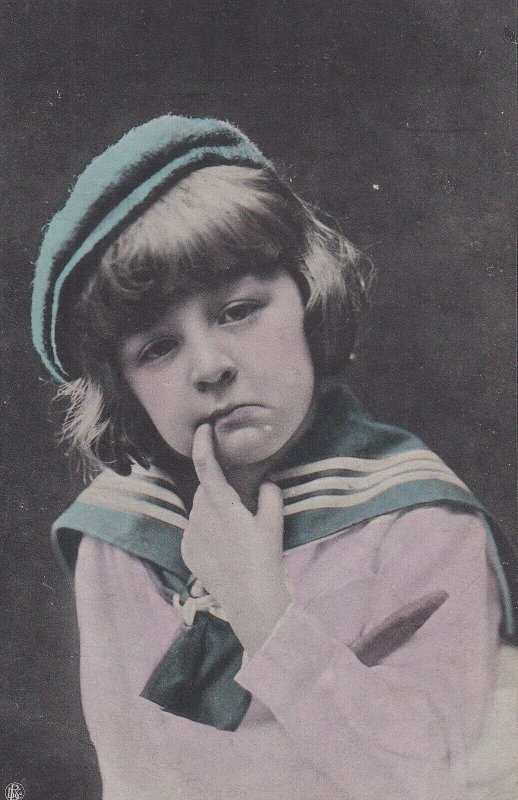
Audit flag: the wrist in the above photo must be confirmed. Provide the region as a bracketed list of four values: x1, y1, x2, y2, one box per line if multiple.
[227, 582, 292, 655]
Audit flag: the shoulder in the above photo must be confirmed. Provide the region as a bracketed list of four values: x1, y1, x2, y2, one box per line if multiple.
[286, 504, 490, 596]
[284, 502, 488, 589]
[52, 464, 187, 575]
[368, 506, 498, 622]
[75, 534, 152, 603]
[291, 504, 488, 566]
[375, 503, 489, 562]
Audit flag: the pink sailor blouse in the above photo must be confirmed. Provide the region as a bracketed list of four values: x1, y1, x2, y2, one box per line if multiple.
[74, 504, 504, 800]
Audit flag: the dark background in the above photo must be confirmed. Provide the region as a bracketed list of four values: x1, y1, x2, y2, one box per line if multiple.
[1, 2, 515, 798]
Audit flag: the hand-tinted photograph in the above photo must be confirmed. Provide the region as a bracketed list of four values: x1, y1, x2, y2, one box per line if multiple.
[2, 3, 516, 799]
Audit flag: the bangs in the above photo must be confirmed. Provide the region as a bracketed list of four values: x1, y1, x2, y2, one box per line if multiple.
[70, 166, 309, 344]
[136, 166, 308, 287]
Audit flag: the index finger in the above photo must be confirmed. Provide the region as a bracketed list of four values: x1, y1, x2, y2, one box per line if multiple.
[191, 423, 234, 497]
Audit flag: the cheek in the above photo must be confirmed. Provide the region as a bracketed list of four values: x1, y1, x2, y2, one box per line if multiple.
[128, 375, 192, 454]
[261, 311, 314, 384]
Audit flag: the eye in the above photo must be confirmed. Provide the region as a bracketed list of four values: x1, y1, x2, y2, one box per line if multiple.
[218, 301, 261, 325]
[139, 337, 178, 363]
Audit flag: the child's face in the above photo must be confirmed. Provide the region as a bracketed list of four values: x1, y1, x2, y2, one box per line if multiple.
[120, 270, 315, 468]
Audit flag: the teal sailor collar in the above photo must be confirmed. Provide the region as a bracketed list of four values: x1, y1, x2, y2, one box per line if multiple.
[52, 379, 516, 730]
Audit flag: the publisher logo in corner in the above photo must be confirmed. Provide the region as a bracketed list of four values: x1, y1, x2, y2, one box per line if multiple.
[5, 784, 25, 800]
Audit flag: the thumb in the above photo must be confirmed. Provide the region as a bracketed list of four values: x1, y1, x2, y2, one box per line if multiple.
[257, 481, 284, 528]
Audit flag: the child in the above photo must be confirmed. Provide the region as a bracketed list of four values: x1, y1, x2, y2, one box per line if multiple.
[31, 116, 517, 800]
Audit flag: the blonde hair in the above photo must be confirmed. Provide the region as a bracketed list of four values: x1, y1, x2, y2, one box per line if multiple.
[56, 165, 371, 475]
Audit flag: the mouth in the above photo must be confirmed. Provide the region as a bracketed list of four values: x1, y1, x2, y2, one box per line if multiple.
[200, 404, 268, 433]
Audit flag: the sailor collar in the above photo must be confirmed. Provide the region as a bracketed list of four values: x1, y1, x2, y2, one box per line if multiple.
[51, 379, 516, 730]
[53, 379, 514, 633]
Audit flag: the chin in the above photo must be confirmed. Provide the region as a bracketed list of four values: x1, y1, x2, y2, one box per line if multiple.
[214, 427, 285, 468]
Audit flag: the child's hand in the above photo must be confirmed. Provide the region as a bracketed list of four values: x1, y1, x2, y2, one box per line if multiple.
[181, 424, 291, 655]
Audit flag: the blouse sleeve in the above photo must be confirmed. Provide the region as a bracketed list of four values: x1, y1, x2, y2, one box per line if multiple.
[235, 505, 502, 800]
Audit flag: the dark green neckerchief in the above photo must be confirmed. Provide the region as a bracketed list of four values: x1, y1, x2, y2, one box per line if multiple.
[52, 379, 517, 730]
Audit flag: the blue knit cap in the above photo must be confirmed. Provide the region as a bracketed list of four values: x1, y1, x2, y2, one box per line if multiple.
[31, 115, 270, 382]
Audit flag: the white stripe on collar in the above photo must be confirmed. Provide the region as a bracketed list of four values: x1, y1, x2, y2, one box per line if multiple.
[83, 468, 187, 512]
[283, 469, 468, 516]
[281, 458, 467, 500]
[76, 451, 466, 527]
[273, 448, 445, 481]
[77, 488, 188, 530]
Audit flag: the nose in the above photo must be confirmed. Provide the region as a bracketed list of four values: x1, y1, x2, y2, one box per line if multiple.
[189, 338, 237, 394]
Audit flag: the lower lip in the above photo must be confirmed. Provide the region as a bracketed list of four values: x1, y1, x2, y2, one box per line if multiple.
[214, 406, 268, 433]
